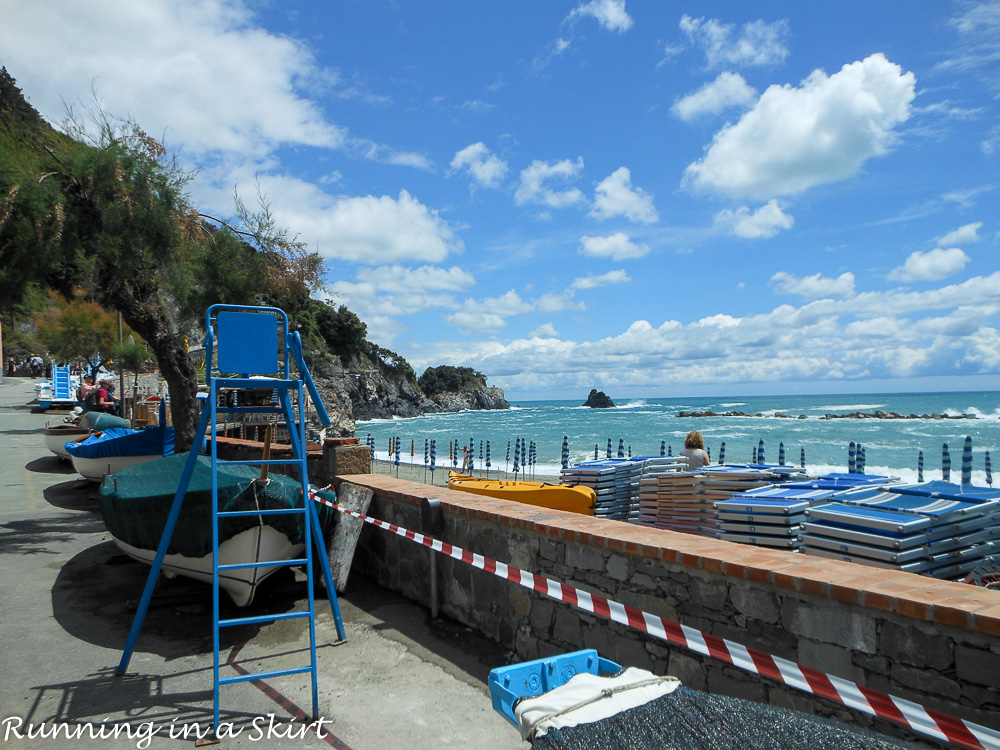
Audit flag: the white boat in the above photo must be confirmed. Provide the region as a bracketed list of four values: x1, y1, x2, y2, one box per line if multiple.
[43, 423, 90, 461]
[65, 426, 174, 482]
[113, 526, 303, 607]
[98, 453, 337, 606]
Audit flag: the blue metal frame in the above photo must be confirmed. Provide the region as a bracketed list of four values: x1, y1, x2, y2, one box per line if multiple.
[116, 304, 345, 737]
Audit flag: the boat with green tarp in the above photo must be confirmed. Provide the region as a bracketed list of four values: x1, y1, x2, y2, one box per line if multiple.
[98, 452, 337, 606]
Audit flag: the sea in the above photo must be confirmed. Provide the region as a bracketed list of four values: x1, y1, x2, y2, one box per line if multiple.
[357, 391, 1000, 485]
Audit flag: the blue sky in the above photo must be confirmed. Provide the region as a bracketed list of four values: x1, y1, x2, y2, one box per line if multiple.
[3, 1, 999, 399]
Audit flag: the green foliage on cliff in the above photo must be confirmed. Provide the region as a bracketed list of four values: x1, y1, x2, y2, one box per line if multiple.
[418, 365, 487, 396]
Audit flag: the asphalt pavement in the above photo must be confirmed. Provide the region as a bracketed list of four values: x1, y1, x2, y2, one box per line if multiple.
[0, 377, 524, 749]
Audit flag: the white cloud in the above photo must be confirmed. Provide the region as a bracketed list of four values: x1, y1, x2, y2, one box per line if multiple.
[354, 265, 475, 293]
[567, 0, 634, 33]
[589, 167, 658, 223]
[684, 54, 916, 201]
[304, 190, 463, 264]
[446, 291, 534, 335]
[888, 248, 970, 282]
[579, 233, 650, 260]
[571, 270, 631, 290]
[454, 271, 1000, 393]
[451, 142, 508, 189]
[936, 221, 982, 246]
[672, 72, 758, 121]
[1, 0, 342, 158]
[769, 271, 856, 299]
[679, 15, 790, 69]
[530, 323, 560, 338]
[515, 158, 586, 208]
[714, 200, 793, 238]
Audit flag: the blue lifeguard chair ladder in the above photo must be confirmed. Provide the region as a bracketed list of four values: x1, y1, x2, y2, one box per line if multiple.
[116, 304, 346, 737]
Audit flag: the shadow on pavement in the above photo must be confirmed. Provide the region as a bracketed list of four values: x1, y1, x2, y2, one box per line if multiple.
[44, 479, 102, 512]
[28, 455, 77, 474]
[50, 541, 317, 660]
[0, 513, 106, 554]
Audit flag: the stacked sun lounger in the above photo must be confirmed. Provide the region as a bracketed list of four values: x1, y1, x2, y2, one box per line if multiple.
[801, 480, 1000, 578]
[636, 466, 805, 536]
[561, 461, 628, 520]
[714, 473, 897, 550]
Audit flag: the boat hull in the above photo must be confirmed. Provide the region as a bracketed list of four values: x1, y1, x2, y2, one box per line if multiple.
[43, 425, 90, 460]
[112, 525, 302, 607]
[72, 453, 162, 482]
[448, 472, 595, 515]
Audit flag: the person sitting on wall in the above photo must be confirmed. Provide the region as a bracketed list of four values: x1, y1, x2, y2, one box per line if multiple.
[95, 381, 120, 415]
[77, 374, 99, 403]
[680, 430, 710, 469]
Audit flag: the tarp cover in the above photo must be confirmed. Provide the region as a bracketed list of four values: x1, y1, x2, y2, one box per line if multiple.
[66, 426, 174, 459]
[527, 680, 919, 750]
[98, 452, 336, 558]
[80, 412, 131, 431]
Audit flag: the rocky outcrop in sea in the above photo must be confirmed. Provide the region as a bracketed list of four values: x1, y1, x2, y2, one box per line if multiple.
[584, 389, 615, 408]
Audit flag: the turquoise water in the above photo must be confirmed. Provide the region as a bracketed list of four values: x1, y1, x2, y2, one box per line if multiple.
[357, 391, 1000, 484]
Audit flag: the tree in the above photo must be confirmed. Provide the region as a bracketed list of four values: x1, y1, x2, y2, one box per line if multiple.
[33, 289, 124, 371]
[1, 69, 330, 450]
[111, 337, 148, 425]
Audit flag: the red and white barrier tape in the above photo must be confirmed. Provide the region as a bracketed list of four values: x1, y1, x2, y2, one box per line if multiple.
[311, 492, 1000, 750]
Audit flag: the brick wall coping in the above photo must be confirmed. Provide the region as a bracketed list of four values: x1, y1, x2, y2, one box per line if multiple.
[343, 473, 1000, 638]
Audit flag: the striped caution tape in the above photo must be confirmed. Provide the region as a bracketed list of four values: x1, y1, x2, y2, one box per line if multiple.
[310, 491, 1000, 750]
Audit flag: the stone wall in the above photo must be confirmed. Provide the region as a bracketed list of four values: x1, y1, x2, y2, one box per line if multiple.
[343, 474, 1000, 744]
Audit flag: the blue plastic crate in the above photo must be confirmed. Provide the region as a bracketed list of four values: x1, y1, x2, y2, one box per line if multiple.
[488, 649, 621, 726]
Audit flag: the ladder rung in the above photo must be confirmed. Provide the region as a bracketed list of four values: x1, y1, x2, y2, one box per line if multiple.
[218, 508, 305, 518]
[213, 407, 282, 414]
[218, 558, 308, 571]
[219, 611, 310, 628]
[215, 459, 304, 466]
[220, 665, 313, 685]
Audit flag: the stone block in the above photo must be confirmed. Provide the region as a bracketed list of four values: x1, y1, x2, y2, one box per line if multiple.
[537, 539, 564, 563]
[565, 543, 605, 572]
[853, 652, 890, 677]
[955, 644, 1000, 688]
[606, 553, 630, 582]
[881, 621, 953, 671]
[552, 606, 583, 646]
[630, 571, 658, 591]
[689, 575, 728, 610]
[891, 663, 961, 699]
[615, 636, 653, 670]
[797, 640, 864, 683]
[667, 650, 706, 691]
[781, 601, 876, 653]
[615, 588, 677, 621]
[529, 598, 556, 634]
[706, 666, 767, 703]
[729, 584, 780, 624]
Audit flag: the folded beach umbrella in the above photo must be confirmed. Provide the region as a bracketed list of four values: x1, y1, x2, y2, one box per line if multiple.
[628, 445, 632, 458]
[962, 435, 973, 485]
[514, 438, 521, 475]
[848, 441, 856, 474]
[618, 438, 625, 458]
[918, 449, 924, 482]
[986, 451, 993, 486]
[718, 441, 725, 464]
[943, 443, 951, 482]
[594, 444, 599, 460]
[481, 440, 484, 468]
[411, 438, 415, 459]
[778, 441, 785, 466]
[752, 446, 757, 463]
[858, 444, 866, 474]
[486, 440, 492, 470]
[606, 438, 612, 459]
[660, 440, 666, 457]
[395, 436, 400, 467]
[430, 439, 436, 480]
[757, 439, 765, 464]
[667, 445, 672, 457]
[470, 435, 475, 468]
[424, 438, 429, 465]
[800, 446, 805, 468]
[561, 436, 569, 470]
[705, 445, 710, 462]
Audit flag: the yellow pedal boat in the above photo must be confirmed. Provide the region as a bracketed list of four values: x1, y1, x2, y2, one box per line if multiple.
[448, 472, 595, 515]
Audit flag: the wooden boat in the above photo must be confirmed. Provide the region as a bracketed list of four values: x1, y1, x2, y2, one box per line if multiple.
[98, 453, 336, 606]
[448, 472, 596, 515]
[43, 423, 90, 461]
[65, 425, 174, 482]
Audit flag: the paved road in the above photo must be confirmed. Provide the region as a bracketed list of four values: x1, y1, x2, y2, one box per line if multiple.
[0, 378, 524, 749]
